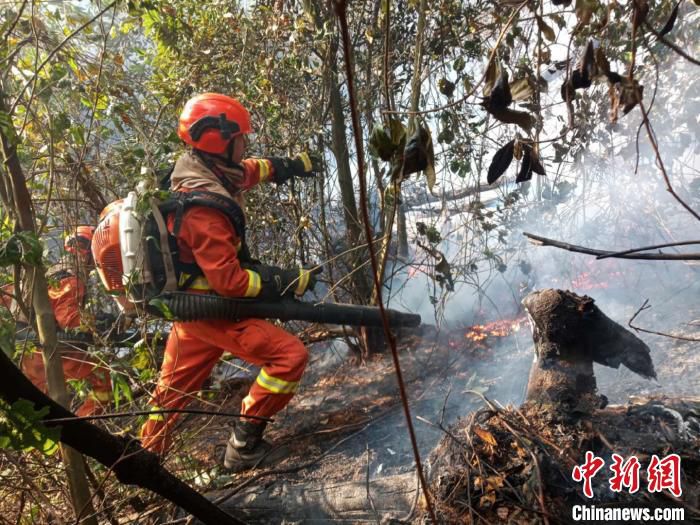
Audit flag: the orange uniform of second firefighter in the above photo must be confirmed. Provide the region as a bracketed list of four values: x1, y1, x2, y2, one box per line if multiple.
[7, 227, 112, 417]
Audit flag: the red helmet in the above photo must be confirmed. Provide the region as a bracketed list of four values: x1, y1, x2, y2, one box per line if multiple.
[177, 93, 252, 155]
[65, 225, 95, 255]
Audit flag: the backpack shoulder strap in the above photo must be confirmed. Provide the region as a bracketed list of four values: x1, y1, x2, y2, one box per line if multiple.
[170, 190, 247, 242]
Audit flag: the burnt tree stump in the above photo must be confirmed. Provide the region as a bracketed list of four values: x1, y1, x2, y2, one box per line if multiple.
[522, 289, 656, 415]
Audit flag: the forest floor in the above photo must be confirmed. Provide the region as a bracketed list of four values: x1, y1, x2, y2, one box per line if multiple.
[154, 300, 700, 524]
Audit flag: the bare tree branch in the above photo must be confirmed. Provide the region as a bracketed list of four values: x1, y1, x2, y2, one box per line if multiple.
[523, 232, 700, 260]
[629, 299, 700, 342]
[597, 240, 700, 259]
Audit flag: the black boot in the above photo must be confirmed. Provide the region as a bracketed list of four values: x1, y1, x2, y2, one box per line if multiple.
[224, 421, 277, 472]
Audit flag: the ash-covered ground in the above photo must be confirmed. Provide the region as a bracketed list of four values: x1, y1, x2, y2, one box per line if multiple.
[165, 288, 699, 523]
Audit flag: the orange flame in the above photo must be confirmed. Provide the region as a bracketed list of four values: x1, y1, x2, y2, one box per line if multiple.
[464, 317, 526, 343]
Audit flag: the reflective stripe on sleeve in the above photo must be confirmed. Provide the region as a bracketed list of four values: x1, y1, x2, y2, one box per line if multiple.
[148, 406, 166, 422]
[295, 269, 310, 296]
[257, 159, 271, 182]
[255, 369, 299, 394]
[244, 270, 262, 298]
[298, 152, 312, 172]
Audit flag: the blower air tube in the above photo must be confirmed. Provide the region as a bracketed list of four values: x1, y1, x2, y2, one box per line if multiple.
[150, 292, 422, 328]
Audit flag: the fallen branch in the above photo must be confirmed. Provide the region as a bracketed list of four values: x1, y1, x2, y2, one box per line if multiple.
[45, 408, 272, 424]
[523, 232, 700, 260]
[0, 350, 243, 525]
[596, 240, 700, 259]
[629, 299, 700, 342]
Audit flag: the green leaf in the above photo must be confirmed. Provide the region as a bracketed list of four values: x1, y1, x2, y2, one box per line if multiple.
[149, 297, 174, 320]
[388, 118, 406, 147]
[0, 232, 43, 267]
[111, 373, 133, 410]
[0, 399, 60, 456]
[0, 111, 17, 145]
[131, 342, 151, 370]
[369, 125, 395, 161]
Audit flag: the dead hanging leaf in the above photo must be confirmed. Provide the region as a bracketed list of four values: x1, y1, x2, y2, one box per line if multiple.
[535, 15, 556, 42]
[595, 47, 610, 76]
[483, 69, 535, 131]
[560, 40, 599, 101]
[658, 1, 680, 36]
[474, 426, 498, 446]
[575, 0, 597, 28]
[632, 0, 649, 30]
[513, 138, 523, 161]
[616, 78, 644, 114]
[580, 40, 597, 81]
[485, 70, 512, 112]
[487, 140, 515, 184]
[483, 59, 499, 97]
[438, 77, 456, 97]
[402, 126, 433, 186]
[488, 107, 536, 131]
[516, 146, 533, 182]
[510, 77, 534, 101]
[530, 145, 546, 175]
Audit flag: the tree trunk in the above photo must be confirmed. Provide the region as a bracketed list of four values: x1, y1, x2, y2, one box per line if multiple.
[328, 36, 371, 303]
[0, 350, 244, 525]
[207, 472, 417, 524]
[522, 289, 656, 416]
[0, 85, 97, 525]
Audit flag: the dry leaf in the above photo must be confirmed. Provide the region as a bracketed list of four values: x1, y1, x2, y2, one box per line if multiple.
[516, 149, 533, 182]
[483, 59, 499, 96]
[659, 1, 680, 36]
[474, 425, 498, 446]
[510, 77, 534, 101]
[487, 140, 515, 184]
[535, 15, 556, 42]
[530, 146, 546, 175]
[479, 492, 496, 507]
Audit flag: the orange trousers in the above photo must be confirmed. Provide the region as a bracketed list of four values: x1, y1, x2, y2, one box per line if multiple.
[21, 350, 112, 417]
[140, 318, 308, 454]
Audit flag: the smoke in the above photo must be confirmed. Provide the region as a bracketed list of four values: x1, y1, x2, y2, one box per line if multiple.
[389, 19, 700, 405]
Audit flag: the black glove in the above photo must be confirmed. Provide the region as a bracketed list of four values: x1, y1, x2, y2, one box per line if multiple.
[267, 153, 321, 184]
[245, 264, 322, 300]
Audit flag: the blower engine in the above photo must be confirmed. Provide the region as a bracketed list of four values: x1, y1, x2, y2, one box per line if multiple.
[92, 192, 161, 306]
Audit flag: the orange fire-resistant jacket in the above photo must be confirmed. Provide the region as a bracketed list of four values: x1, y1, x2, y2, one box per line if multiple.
[168, 156, 278, 297]
[48, 272, 85, 330]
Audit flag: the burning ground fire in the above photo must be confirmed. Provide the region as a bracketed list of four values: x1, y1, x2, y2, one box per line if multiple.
[449, 317, 528, 351]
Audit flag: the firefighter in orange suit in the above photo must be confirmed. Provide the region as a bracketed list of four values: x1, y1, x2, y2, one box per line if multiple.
[15, 227, 112, 416]
[139, 93, 320, 471]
